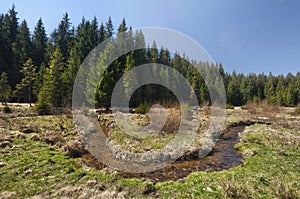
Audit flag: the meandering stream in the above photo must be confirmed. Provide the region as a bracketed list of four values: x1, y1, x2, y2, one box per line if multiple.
[118, 125, 245, 181]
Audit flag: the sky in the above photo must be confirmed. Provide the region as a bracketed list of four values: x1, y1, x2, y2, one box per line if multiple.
[1, 0, 300, 75]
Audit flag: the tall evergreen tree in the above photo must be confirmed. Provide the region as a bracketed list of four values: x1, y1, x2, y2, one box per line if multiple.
[32, 18, 47, 67]
[38, 47, 65, 110]
[13, 20, 32, 65]
[99, 22, 106, 43]
[15, 58, 36, 106]
[4, 5, 18, 44]
[264, 72, 277, 104]
[12, 20, 32, 86]
[51, 13, 72, 62]
[105, 17, 114, 39]
[0, 72, 11, 104]
[2, 5, 19, 87]
[123, 52, 138, 106]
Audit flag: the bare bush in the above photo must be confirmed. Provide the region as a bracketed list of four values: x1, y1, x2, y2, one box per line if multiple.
[162, 108, 181, 133]
[243, 100, 279, 119]
[63, 139, 88, 158]
[43, 130, 65, 147]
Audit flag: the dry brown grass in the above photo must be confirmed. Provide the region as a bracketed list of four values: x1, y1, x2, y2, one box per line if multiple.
[42, 130, 65, 147]
[145, 107, 181, 134]
[82, 153, 106, 170]
[0, 134, 12, 148]
[162, 108, 181, 133]
[242, 100, 279, 119]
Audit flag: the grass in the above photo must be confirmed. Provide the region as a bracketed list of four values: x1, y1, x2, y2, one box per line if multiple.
[0, 137, 88, 197]
[0, 106, 299, 198]
[155, 124, 300, 198]
[0, 129, 152, 198]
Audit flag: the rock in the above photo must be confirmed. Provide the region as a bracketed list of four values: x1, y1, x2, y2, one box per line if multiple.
[0, 191, 17, 199]
[203, 187, 213, 192]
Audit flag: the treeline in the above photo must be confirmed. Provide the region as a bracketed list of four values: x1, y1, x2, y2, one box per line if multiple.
[0, 6, 299, 113]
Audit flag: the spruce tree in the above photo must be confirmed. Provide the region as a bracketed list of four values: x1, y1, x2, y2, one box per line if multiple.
[37, 47, 65, 111]
[32, 18, 47, 67]
[51, 13, 72, 62]
[105, 17, 114, 39]
[13, 20, 32, 69]
[0, 72, 11, 104]
[15, 58, 36, 106]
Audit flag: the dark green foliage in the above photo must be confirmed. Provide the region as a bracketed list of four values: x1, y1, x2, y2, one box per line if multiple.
[135, 102, 149, 114]
[0, 5, 299, 110]
[226, 104, 234, 109]
[2, 105, 12, 113]
[32, 18, 47, 67]
[14, 58, 36, 106]
[35, 101, 52, 115]
[0, 72, 11, 104]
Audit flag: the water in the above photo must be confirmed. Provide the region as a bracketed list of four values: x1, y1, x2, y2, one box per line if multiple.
[119, 126, 245, 181]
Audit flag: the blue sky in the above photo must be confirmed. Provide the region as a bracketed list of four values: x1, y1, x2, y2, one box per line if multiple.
[1, 0, 299, 75]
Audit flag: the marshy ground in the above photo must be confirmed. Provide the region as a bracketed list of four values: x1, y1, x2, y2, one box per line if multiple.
[0, 103, 299, 198]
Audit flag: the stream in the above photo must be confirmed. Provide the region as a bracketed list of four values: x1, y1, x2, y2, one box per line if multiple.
[118, 126, 245, 181]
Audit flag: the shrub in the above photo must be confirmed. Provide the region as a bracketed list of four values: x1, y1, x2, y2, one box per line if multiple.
[36, 101, 52, 115]
[135, 102, 149, 114]
[295, 106, 300, 116]
[162, 108, 181, 133]
[2, 106, 12, 113]
[145, 107, 181, 134]
[63, 140, 88, 158]
[226, 104, 234, 109]
[243, 100, 278, 118]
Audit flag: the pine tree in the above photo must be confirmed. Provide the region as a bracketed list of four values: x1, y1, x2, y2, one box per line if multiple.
[4, 5, 18, 44]
[117, 18, 127, 33]
[264, 72, 277, 104]
[99, 22, 106, 43]
[51, 13, 72, 62]
[105, 17, 114, 39]
[227, 71, 242, 106]
[275, 75, 285, 105]
[13, 20, 32, 69]
[2, 5, 19, 87]
[37, 47, 65, 110]
[62, 48, 81, 106]
[15, 58, 36, 106]
[32, 18, 47, 67]
[123, 52, 138, 106]
[90, 16, 99, 47]
[134, 29, 146, 65]
[0, 72, 11, 104]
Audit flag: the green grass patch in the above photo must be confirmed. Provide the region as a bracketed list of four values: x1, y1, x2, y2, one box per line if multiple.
[1, 115, 299, 198]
